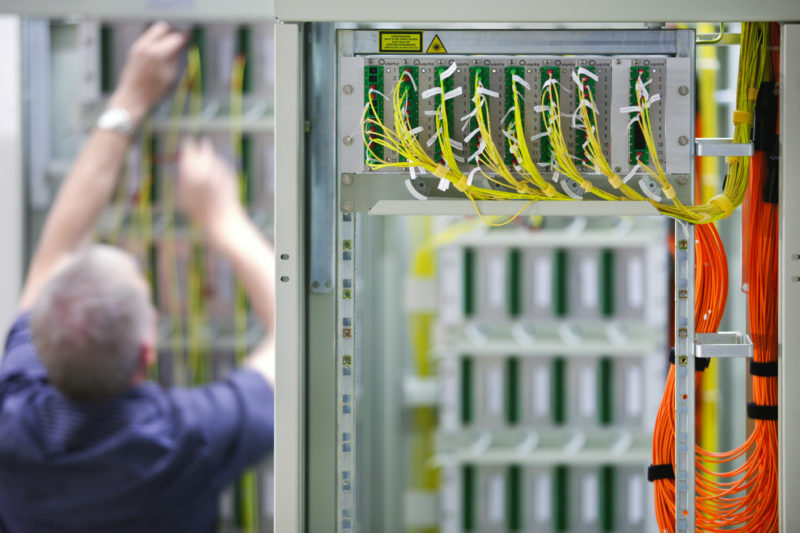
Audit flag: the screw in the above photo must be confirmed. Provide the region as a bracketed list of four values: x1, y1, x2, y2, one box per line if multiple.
[678, 355, 688, 365]
[343, 84, 354, 95]
[342, 201, 354, 212]
[343, 136, 353, 146]
[679, 289, 688, 299]
[280, 276, 290, 282]
[678, 136, 689, 146]
[614, 166, 622, 173]
[676, 175, 688, 185]
[679, 328, 688, 338]
[678, 85, 689, 96]
[342, 174, 353, 185]
[679, 240, 688, 250]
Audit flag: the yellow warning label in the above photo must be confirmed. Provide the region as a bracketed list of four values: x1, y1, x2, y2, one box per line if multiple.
[426, 34, 447, 54]
[379, 31, 423, 53]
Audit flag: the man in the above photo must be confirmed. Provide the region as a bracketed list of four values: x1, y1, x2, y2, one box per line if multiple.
[0, 22, 275, 532]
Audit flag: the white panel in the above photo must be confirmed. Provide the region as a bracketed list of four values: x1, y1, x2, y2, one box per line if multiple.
[664, 57, 692, 175]
[610, 59, 632, 174]
[276, 0, 800, 22]
[0, 16, 23, 335]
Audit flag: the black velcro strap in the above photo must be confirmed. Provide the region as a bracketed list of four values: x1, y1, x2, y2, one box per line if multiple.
[668, 348, 710, 371]
[647, 463, 675, 482]
[747, 402, 778, 421]
[750, 360, 778, 378]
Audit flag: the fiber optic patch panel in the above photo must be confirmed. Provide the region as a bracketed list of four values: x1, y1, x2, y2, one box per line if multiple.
[342, 55, 689, 180]
[434, 219, 667, 533]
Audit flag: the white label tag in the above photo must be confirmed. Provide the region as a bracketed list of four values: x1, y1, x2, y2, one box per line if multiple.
[579, 365, 596, 417]
[580, 256, 599, 310]
[532, 365, 549, 416]
[486, 364, 504, 416]
[625, 365, 643, 417]
[626, 256, 644, 308]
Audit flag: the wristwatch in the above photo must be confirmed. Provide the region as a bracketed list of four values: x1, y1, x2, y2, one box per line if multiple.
[96, 107, 135, 136]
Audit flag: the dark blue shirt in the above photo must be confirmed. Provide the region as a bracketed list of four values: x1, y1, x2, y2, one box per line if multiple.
[0, 313, 274, 532]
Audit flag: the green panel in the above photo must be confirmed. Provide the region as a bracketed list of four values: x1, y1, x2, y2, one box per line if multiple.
[540, 66, 560, 165]
[507, 465, 523, 531]
[629, 65, 650, 165]
[469, 66, 491, 155]
[461, 358, 474, 425]
[189, 26, 206, 94]
[364, 65, 384, 165]
[463, 248, 475, 316]
[551, 358, 566, 424]
[553, 466, 570, 532]
[433, 65, 455, 164]
[398, 66, 419, 162]
[600, 466, 616, 531]
[508, 249, 521, 316]
[463, 465, 476, 531]
[600, 249, 616, 317]
[149, 135, 160, 203]
[99, 25, 114, 94]
[241, 135, 253, 204]
[574, 66, 596, 165]
[598, 357, 614, 425]
[236, 26, 253, 93]
[506, 357, 520, 425]
[553, 249, 569, 317]
[504, 66, 526, 165]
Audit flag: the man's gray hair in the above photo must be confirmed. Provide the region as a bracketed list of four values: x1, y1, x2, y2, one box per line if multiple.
[31, 245, 153, 401]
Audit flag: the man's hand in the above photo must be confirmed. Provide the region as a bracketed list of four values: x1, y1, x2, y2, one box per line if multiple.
[177, 138, 243, 243]
[107, 22, 187, 125]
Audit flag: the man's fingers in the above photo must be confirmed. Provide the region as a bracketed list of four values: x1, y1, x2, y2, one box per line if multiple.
[151, 30, 189, 59]
[140, 21, 171, 44]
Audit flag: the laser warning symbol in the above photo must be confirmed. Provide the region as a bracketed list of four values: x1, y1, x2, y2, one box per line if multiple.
[426, 34, 447, 54]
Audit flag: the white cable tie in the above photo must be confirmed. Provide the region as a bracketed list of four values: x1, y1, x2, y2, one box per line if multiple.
[551, 170, 560, 183]
[409, 126, 424, 136]
[512, 74, 531, 91]
[426, 128, 442, 147]
[461, 120, 472, 132]
[452, 154, 465, 163]
[443, 87, 463, 101]
[439, 62, 458, 81]
[405, 179, 428, 201]
[571, 108, 581, 128]
[581, 100, 596, 112]
[542, 78, 559, 90]
[571, 70, 583, 89]
[477, 86, 499, 98]
[582, 140, 590, 151]
[626, 116, 640, 134]
[468, 140, 486, 162]
[460, 108, 478, 122]
[368, 88, 390, 102]
[424, 109, 438, 116]
[464, 128, 481, 143]
[647, 93, 661, 108]
[409, 166, 417, 180]
[643, 79, 652, 87]
[449, 139, 464, 151]
[467, 166, 480, 186]
[417, 166, 427, 175]
[533, 105, 547, 113]
[437, 178, 451, 191]
[623, 164, 640, 183]
[636, 79, 650, 102]
[530, 131, 549, 141]
[501, 128, 517, 142]
[400, 70, 418, 92]
[421, 87, 442, 99]
[501, 106, 516, 125]
[514, 165, 522, 172]
[576, 67, 599, 82]
[619, 105, 641, 115]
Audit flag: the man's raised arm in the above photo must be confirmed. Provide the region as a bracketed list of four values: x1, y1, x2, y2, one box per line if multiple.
[19, 22, 187, 311]
[177, 139, 276, 385]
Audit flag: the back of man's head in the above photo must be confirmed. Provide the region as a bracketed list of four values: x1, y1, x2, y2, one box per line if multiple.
[31, 245, 154, 401]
